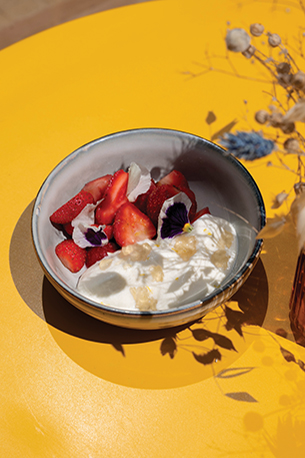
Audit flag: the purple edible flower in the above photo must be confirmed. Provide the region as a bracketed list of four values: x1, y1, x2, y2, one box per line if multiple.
[161, 201, 193, 239]
[73, 222, 109, 248]
[85, 227, 108, 246]
[157, 192, 193, 241]
[71, 202, 109, 248]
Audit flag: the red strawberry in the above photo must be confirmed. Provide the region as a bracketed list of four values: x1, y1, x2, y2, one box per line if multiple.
[157, 170, 189, 190]
[86, 242, 118, 268]
[50, 190, 94, 225]
[113, 202, 156, 247]
[134, 180, 157, 214]
[179, 187, 197, 222]
[63, 222, 73, 237]
[146, 184, 179, 227]
[191, 207, 210, 223]
[103, 224, 114, 240]
[82, 174, 112, 203]
[95, 169, 128, 225]
[55, 239, 87, 273]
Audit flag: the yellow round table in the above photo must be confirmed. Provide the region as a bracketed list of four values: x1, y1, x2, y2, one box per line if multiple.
[2, 0, 305, 456]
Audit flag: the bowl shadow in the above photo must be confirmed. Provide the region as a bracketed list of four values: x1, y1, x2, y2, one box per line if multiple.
[42, 275, 190, 345]
[41, 256, 269, 344]
[10, 200, 269, 388]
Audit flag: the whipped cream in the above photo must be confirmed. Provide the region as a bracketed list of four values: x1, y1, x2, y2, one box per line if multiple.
[76, 214, 238, 311]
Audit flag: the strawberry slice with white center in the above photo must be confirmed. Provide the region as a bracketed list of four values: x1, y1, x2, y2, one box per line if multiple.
[55, 239, 87, 273]
[95, 169, 128, 225]
[113, 202, 156, 247]
[82, 174, 112, 204]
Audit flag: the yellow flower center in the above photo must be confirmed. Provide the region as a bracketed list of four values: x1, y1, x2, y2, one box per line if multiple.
[183, 223, 193, 233]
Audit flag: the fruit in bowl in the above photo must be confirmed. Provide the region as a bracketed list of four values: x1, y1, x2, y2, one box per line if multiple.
[31, 128, 265, 330]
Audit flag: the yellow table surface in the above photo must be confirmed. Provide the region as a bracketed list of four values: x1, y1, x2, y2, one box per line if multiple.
[2, 0, 305, 456]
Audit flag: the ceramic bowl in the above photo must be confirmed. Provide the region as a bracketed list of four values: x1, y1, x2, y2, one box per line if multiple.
[31, 128, 265, 330]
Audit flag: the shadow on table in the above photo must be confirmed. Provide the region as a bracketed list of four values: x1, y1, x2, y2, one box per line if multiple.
[41, 258, 268, 345]
[10, 200, 270, 387]
[42, 275, 189, 345]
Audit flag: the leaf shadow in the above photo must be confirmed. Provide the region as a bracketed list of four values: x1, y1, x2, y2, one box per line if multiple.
[159, 258, 268, 369]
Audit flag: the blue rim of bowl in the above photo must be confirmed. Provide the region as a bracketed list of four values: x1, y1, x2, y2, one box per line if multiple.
[31, 127, 266, 319]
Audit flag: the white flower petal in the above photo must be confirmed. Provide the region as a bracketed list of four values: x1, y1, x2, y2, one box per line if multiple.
[71, 203, 108, 248]
[73, 224, 92, 248]
[73, 223, 108, 248]
[71, 203, 97, 228]
[127, 162, 151, 202]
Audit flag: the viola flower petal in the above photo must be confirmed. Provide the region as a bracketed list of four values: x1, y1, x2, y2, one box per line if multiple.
[71, 202, 97, 228]
[158, 192, 193, 240]
[71, 202, 108, 248]
[73, 223, 108, 248]
[161, 202, 189, 238]
[127, 162, 151, 202]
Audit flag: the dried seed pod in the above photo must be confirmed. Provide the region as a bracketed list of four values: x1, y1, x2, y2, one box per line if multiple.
[280, 121, 295, 134]
[225, 28, 251, 52]
[294, 181, 305, 195]
[271, 191, 288, 209]
[277, 73, 292, 87]
[268, 33, 281, 47]
[250, 23, 264, 37]
[284, 138, 299, 153]
[283, 100, 305, 123]
[242, 44, 255, 58]
[276, 62, 291, 74]
[268, 104, 278, 112]
[291, 71, 305, 90]
[269, 111, 283, 127]
[255, 109, 269, 124]
[256, 217, 286, 239]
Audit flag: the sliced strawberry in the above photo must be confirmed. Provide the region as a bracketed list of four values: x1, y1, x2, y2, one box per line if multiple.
[157, 170, 190, 190]
[63, 222, 73, 237]
[179, 186, 197, 222]
[95, 169, 128, 225]
[82, 174, 112, 203]
[146, 184, 179, 227]
[113, 202, 156, 247]
[191, 207, 210, 223]
[50, 190, 94, 225]
[134, 179, 157, 214]
[55, 239, 87, 273]
[103, 224, 113, 240]
[86, 242, 118, 268]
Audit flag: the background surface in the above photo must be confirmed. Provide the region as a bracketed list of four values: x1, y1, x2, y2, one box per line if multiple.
[0, 0, 150, 49]
[2, 0, 305, 456]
